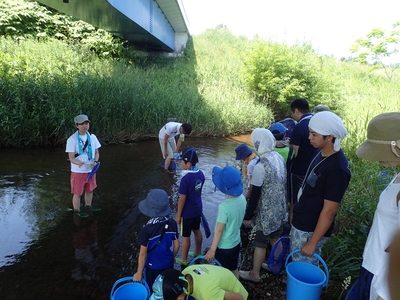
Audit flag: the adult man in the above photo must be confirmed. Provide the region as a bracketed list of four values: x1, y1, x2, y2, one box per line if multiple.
[290, 111, 351, 264]
[288, 98, 318, 213]
[159, 121, 192, 172]
[150, 266, 248, 300]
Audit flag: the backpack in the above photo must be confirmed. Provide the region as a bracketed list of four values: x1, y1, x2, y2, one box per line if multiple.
[267, 235, 290, 275]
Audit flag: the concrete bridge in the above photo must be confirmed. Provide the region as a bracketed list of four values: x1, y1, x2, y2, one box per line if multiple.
[36, 0, 189, 54]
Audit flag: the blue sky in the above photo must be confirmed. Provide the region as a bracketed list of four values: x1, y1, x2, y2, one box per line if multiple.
[181, 0, 400, 59]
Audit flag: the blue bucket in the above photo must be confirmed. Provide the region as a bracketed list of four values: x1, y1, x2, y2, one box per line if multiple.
[189, 255, 222, 266]
[110, 277, 150, 300]
[285, 249, 329, 300]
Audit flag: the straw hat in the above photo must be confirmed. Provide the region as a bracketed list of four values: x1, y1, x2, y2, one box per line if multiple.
[356, 112, 400, 161]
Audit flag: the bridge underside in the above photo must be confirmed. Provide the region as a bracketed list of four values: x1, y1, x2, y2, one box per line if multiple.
[36, 0, 189, 52]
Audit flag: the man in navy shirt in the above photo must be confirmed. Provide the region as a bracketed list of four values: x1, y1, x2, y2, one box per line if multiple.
[288, 99, 318, 215]
[290, 111, 351, 264]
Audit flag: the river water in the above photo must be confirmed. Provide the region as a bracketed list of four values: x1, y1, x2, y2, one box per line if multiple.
[0, 137, 249, 299]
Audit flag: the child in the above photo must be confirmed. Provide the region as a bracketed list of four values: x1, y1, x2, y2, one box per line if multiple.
[235, 143, 259, 200]
[159, 121, 192, 172]
[205, 165, 246, 278]
[175, 148, 205, 268]
[149, 266, 248, 300]
[355, 112, 400, 300]
[133, 189, 179, 288]
[66, 114, 101, 218]
[268, 122, 294, 163]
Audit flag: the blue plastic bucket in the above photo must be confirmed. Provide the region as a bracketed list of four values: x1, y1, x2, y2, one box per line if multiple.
[285, 249, 329, 300]
[189, 255, 222, 266]
[110, 277, 150, 300]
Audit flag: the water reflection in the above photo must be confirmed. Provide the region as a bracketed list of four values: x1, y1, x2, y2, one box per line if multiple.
[0, 138, 244, 299]
[71, 214, 100, 281]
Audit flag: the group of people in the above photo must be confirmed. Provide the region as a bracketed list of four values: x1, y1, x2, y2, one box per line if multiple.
[65, 104, 400, 299]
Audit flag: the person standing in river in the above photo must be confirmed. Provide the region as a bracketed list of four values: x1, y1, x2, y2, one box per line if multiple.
[159, 121, 192, 173]
[66, 114, 101, 218]
[175, 148, 205, 269]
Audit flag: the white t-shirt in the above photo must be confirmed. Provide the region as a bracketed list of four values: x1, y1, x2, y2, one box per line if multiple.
[66, 131, 101, 173]
[158, 122, 182, 139]
[362, 174, 400, 300]
[250, 162, 265, 187]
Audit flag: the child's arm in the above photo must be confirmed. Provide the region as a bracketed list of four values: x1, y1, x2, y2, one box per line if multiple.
[224, 291, 244, 300]
[175, 194, 186, 224]
[205, 222, 225, 261]
[245, 185, 253, 200]
[243, 185, 261, 225]
[133, 245, 147, 282]
[173, 239, 180, 257]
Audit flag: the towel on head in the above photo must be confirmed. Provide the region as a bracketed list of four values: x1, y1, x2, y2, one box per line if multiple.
[309, 111, 348, 151]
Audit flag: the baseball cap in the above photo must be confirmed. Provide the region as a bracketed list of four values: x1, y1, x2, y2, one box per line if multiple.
[268, 122, 288, 135]
[179, 148, 199, 164]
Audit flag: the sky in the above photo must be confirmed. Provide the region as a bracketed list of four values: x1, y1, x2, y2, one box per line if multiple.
[181, 0, 400, 59]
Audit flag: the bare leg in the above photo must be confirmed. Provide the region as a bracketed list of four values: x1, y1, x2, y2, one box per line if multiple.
[72, 194, 82, 210]
[164, 157, 172, 171]
[84, 191, 93, 206]
[193, 229, 203, 256]
[181, 236, 190, 263]
[251, 247, 266, 278]
[270, 238, 278, 247]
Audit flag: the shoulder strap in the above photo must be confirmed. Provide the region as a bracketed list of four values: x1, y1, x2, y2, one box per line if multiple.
[147, 220, 170, 254]
[74, 136, 89, 158]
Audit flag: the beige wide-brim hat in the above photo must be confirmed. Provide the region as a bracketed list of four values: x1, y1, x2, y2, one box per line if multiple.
[356, 112, 400, 161]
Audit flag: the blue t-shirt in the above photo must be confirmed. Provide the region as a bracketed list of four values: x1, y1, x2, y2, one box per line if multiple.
[178, 169, 205, 218]
[292, 150, 351, 236]
[289, 113, 319, 175]
[137, 218, 178, 270]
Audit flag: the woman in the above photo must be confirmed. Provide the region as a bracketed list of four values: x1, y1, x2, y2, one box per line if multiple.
[239, 128, 288, 282]
[355, 112, 400, 300]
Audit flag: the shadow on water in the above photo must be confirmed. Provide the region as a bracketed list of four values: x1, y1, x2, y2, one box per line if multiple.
[0, 137, 247, 299]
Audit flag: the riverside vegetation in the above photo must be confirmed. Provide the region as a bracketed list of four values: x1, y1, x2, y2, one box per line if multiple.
[1, 0, 400, 298]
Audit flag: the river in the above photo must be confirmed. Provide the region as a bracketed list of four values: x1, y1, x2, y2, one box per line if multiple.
[0, 137, 249, 299]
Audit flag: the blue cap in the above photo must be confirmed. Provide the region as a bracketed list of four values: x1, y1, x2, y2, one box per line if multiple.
[268, 122, 288, 135]
[235, 143, 253, 160]
[212, 166, 243, 196]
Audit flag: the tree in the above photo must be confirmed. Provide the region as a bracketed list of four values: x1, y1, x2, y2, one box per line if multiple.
[350, 21, 400, 80]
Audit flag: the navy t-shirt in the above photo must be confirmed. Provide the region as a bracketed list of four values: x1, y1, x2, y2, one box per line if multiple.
[137, 218, 178, 270]
[292, 150, 351, 236]
[289, 113, 319, 175]
[178, 169, 205, 218]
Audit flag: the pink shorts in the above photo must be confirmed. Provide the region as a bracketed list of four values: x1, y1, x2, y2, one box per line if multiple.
[70, 172, 97, 196]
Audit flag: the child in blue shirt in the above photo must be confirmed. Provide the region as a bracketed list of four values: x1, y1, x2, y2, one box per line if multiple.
[175, 148, 205, 268]
[133, 189, 179, 288]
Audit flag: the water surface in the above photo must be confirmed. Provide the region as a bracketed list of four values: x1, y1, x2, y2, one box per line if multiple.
[0, 137, 245, 299]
